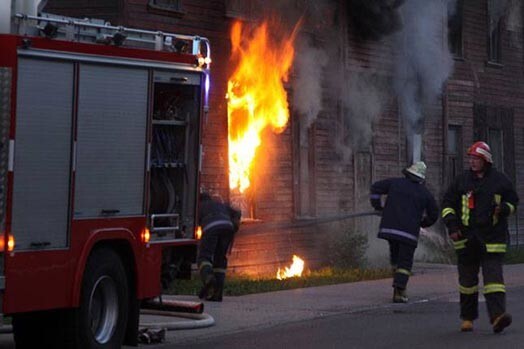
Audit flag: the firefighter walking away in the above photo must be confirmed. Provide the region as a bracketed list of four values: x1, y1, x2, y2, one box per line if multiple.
[197, 192, 241, 301]
[442, 141, 519, 333]
[370, 161, 439, 303]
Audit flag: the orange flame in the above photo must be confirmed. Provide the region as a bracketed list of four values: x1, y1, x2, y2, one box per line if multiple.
[227, 20, 301, 193]
[277, 254, 305, 280]
[195, 226, 203, 240]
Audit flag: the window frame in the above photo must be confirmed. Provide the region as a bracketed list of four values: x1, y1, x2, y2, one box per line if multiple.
[147, 0, 185, 18]
[448, 0, 464, 59]
[487, 0, 503, 65]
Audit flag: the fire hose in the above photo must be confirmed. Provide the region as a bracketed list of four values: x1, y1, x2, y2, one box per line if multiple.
[241, 211, 381, 234]
[0, 299, 214, 335]
[139, 298, 215, 330]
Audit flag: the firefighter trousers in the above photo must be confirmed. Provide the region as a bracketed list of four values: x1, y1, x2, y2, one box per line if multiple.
[457, 240, 506, 322]
[388, 240, 415, 290]
[197, 227, 234, 272]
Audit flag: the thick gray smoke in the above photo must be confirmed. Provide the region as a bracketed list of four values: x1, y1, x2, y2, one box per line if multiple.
[336, 73, 388, 160]
[292, 37, 328, 135]
[393, 0, 454, 161]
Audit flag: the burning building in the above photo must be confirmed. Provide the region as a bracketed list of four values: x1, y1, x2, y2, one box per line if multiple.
[42, 0, 524, 275]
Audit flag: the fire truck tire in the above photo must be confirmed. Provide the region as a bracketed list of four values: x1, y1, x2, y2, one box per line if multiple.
[73, 247, 130, 349]
[12, 310, 61, 348]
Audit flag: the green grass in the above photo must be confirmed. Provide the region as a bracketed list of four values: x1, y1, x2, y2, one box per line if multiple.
[167, 267, 392, 297]
[505, 245, 524, 264]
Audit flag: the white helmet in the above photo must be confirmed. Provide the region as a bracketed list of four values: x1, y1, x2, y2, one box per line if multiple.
[405, 161, 427, 180]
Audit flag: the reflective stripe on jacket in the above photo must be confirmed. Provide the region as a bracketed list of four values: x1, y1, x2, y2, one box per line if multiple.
[371, 177, 439, 247]
[441, 167, 519, 248]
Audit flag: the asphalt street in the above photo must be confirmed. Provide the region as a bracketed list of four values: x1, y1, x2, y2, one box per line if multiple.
[1, 263, 524, 348]
[171, 286, 524, 349]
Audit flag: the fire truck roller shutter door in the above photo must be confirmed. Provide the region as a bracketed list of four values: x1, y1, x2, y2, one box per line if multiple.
[12, 58, 74, 249]
[75, 64, 147, 218]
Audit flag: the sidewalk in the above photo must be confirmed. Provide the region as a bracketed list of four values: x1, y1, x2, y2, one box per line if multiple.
[136, 263, 524, 346]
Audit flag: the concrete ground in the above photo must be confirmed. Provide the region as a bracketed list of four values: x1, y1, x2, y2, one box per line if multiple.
[2, 263, 524, 348]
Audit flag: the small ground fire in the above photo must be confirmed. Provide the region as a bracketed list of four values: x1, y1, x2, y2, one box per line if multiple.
[276, 255, 305, 280]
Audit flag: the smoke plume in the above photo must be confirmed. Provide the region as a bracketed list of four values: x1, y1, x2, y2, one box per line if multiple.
[292, 37, 328, 135]
[393, 0, 454, 161]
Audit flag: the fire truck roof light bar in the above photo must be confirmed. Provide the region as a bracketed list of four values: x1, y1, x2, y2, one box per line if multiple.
[14, 13, 211, 60]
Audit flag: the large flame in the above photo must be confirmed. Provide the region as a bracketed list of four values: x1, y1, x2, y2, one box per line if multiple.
[277, 254, 305, 280]
[227, 20, 300, 193]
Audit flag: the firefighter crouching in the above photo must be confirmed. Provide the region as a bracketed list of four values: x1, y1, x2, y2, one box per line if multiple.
[197, 192, 241, 301]
[442, 141, 519, 333]
[370, 161, 439, 303]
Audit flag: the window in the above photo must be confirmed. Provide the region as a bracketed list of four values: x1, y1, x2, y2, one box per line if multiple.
[488, 0, 503, 63]
[448, 0, 463, 58]
[225, 0, 257, 20]
[488, 128, 504, 170]
[474, 104, 515, 181]
[293, 118, 316, 218]
[446, 125, 463, 187]
[148, 0, 185, 17]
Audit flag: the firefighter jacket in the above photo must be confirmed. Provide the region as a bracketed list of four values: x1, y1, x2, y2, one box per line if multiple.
[370, 177, 439, 247]
[441, 167, 519, 252]
[199, 198, 241, 235]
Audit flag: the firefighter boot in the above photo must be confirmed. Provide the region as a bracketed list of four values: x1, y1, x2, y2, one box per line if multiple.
[198, 265, 216, 300]
[492, 313, 512, 333]
[393, 287, 408, 303]
[207, 272, 225, 302]
[460, 320, 473, 332]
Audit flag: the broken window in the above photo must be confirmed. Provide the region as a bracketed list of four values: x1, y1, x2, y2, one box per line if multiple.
[148, 0, 185, 17]
[488, 0, 503, 63]
[448, 0, 463, 58]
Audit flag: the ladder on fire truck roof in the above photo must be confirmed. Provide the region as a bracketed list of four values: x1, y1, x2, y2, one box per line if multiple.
[13, 12, 211, 61]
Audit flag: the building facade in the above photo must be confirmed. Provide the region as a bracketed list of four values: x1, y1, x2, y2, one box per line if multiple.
[44, 0, 524, 275]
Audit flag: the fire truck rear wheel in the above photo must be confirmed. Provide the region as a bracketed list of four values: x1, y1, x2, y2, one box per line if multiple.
[76, 247, 129, 349]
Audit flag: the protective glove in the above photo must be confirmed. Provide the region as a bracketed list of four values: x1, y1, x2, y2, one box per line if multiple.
[494, 202, 511, 219]
[449, 228, 462, 242]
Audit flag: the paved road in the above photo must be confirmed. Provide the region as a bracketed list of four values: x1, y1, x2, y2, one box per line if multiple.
[172, 286, 524, 349]
[1, 263, 523, 348]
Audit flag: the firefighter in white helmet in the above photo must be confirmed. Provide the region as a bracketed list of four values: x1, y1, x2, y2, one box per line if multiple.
[370, 161, 439, 303]
[442, 141, 519, 333]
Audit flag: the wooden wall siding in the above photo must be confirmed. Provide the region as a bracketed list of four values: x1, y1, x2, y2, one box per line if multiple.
[42, 0, 524, 273]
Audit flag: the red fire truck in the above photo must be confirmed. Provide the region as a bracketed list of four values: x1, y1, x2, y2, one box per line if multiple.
[0, 4, 209, 348]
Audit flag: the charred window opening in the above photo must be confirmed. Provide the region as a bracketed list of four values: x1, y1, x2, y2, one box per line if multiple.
[488, 0, 503, 64]
[448, 0, 464, 58]
[347, 0, 404, 41]
[148, 0, 185, 17]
